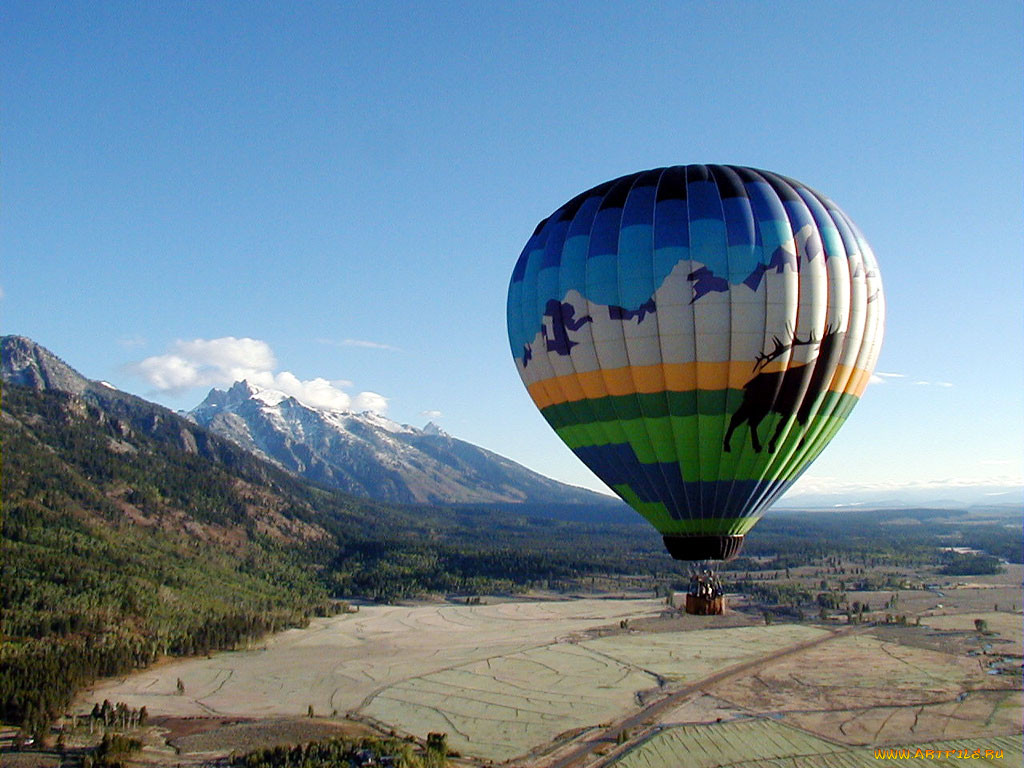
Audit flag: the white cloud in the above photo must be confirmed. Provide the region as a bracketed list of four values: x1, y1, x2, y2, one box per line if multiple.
[869, 371, 905, 385]
[133, 337, 275, 391]
[178, 337, 277, 376]
[868, 371, 952, 388]
[420, 410, 443, 420]
[135, 353, 201, 390]
[133, 336, 388, 414]
[317, 337, 401, 352]
[353, 391, 389, 412]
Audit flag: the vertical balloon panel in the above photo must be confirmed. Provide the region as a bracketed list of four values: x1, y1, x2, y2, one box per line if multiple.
[748, 173, 831, 512]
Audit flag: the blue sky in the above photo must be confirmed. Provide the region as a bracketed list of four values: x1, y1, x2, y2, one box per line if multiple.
[3, 1, 1022, 501]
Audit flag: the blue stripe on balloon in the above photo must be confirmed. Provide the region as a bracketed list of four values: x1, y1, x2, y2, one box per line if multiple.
[506, 280, 524, 357]
[585, 254, 618, 303]
[539, 216, 571, 271]
[745, 180, 787, 225]
[572, 441, 666, 518]
[536, 264, 561, 331]
[685, 179, 722, 222]
[510, 241, 532, 284]
[653, 245, 687, 289]
[721, 195, 759, 282]
[589, 205, 624, 258]
[621, 183, 656, 228]
[783, 199, 816, 236]
[559, 235, 590, 297]
[558, 195, 602, 299]
[825, 200, 860, 261]
[745, 179, 791, 275]
[653, 197, 689, 249]
[572, 443, 774, 520]
[689, 218, 729, 276]
[566, 193, 603, 239]
[616, 224, 655, 308]
[518, 240, 548, 361]
[722, 197, 756, 247]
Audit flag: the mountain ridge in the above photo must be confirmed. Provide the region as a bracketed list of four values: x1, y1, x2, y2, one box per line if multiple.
[1, 334, 621, 512]
[187, 378, 616, 508]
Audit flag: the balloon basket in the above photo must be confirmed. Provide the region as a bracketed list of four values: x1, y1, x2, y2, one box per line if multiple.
[685, 563, 725, 615]
[685, 593, 725, 615]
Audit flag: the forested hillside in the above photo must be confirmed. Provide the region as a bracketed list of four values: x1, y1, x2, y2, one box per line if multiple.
[0, 383, 348, 734]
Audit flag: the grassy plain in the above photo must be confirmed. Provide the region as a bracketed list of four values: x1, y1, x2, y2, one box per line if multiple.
[78, 597, 665, 719]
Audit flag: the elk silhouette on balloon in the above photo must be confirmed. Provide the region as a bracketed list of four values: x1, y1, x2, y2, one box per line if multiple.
[724, 325, 844, 455]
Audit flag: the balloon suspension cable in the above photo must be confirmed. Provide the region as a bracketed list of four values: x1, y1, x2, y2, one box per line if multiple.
[687, 560, 723, 600]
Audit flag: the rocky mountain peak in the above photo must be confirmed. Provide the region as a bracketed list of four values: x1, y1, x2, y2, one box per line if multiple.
[1, 335, 92, 394]
[422, 421, 450, 438]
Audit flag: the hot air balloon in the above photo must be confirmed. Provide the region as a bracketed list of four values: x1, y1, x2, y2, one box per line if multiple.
[507, 165, 884, 571]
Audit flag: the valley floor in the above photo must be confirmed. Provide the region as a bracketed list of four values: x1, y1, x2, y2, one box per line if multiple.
[69, 575, 1023, 767]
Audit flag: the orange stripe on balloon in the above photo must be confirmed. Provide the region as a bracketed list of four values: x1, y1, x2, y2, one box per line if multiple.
[839, 365, 872, 398]
[526, 361, 874, 409]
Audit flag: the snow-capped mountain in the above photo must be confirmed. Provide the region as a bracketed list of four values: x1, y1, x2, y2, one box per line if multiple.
[188, 380, 611, 506]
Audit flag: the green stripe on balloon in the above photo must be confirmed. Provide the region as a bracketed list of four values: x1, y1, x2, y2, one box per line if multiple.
[558, 410, 854, 483]
[540, 389, 857, 430]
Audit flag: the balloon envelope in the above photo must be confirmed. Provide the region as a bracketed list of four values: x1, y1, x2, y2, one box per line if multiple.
[507, 165, 884, 560]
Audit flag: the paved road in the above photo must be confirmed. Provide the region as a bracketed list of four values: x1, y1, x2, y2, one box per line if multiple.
[540, 622, 874, 768]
